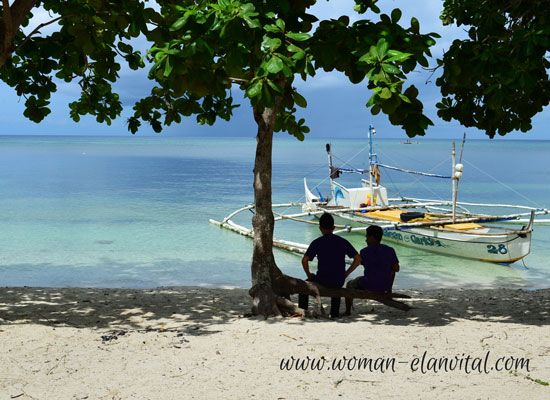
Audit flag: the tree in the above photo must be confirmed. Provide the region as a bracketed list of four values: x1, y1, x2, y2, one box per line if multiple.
[1, 0, 548, 316]
[436, 0, 549, 137]
[127, 0, 438, 315]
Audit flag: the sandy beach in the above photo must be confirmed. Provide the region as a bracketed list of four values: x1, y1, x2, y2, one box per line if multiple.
[0, 286, 548, 399]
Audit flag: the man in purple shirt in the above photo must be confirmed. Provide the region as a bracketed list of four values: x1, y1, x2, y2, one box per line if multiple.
[299, 213, 361, 318]
[344, 225, 400, 316]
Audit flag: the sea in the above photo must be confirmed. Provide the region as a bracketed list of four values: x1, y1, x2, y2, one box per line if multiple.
[1, 135, 549, 290]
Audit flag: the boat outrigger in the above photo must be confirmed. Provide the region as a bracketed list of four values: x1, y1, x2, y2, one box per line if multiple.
[210, 126, 550, 265]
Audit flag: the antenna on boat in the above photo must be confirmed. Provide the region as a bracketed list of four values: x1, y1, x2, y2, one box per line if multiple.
[459, 132, 466, 163]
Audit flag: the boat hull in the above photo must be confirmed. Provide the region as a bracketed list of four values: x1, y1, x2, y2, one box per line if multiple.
[333, 212, 531, 264]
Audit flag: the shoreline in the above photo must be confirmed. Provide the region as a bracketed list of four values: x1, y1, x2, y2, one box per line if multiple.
[1, 286, 548, 399]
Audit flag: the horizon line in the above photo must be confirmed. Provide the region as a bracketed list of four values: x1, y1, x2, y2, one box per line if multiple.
[0, 133, 549, 141]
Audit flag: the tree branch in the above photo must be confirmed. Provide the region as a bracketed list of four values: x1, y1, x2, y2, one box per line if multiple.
[2, 0, 13, 49]
[13, 14, 66, 53]
[0, 0, 37, 67]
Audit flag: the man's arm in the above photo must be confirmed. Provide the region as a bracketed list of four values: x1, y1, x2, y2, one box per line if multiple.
[345, 254, 362, 279]
[302, 256, 315, 280]
[392, 262, 400, 273]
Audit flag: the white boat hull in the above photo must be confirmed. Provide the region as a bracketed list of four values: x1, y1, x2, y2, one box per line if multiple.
[333, 212, 531, 264]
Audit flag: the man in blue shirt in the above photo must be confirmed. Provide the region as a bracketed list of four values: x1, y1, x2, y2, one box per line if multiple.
[299, 213, 361, 318]
[344, 225, 400, 316]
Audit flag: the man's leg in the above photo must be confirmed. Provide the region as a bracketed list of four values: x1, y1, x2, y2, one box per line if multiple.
[344, 297, 353, 316]
[330, 296, 341, 318]
[344, 277, 362, 316]
[390, 271, 396, 293]
[298, 293, 309, 312]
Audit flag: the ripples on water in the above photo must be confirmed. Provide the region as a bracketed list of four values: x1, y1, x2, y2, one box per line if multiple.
[0, 135, 548, 289]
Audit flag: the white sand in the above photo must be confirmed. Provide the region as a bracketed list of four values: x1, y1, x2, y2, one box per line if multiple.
[0, 287, 548, 399]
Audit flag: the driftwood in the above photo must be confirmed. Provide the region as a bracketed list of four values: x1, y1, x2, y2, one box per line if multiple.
[249, 272, 411, 318]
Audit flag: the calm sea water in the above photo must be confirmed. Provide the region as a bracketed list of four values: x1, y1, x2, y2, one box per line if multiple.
[0, 135, 549, 290]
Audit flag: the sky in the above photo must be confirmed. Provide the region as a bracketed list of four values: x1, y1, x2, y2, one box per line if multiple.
[0, 0, 548, 140]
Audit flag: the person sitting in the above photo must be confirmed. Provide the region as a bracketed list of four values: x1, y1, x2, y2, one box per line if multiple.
[298, 212, 361, 318]
[344, 225, 400, 315]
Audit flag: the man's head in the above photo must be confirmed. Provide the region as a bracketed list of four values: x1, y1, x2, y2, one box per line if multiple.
[319, 212, 335, 234]
[366, 225, 383, 245]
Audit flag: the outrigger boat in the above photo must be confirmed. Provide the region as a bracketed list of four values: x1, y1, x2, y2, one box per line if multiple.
[211, 126, 550, 265]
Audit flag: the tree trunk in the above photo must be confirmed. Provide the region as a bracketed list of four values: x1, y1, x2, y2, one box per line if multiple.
[247, 104, 411, 316]
[0, 0, 38, 68]
[249, 104, 285, 316]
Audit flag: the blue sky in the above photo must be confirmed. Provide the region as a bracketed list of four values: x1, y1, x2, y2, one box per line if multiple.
[0, 0, 548, 139]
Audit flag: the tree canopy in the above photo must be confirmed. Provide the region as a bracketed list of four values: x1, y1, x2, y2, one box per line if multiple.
[1, 0, 547, 138]
[0, 0, 149, 124]
[436, 0, 549, 137]
[128, 0, 438, 138]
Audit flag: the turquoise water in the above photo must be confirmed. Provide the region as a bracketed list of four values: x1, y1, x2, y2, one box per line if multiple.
[0, 135, 549, 290]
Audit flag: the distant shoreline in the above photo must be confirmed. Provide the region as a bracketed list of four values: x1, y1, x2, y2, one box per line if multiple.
[1, 134, 550, 141]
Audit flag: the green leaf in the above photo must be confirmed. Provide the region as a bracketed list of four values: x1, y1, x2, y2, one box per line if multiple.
[261, 82, 273, 106]
[266, 79, 283, 94]
[381, 63, 400, 74]
[358, 52, 375, 63]
[170, 15, 189, 31]
[399, 94, 411, 103]
[264, 24, 280, 33]
[379, 87, 392, 99]
[376, 39, 389, 58]
[164, 57, 173, 77]
[286, 32, 311, 41]
[386, 50, 413, 62]
[243, 17, 261, 29]
[265, 56, 284, 74]
[391, 9, 402, 23]
[294, 91, 307, 108]
[262, 37, 282, 52]
[246, 81, 262, 98]
[275, 19, 285, 31]
[371, 104, 381, 115]
[411, 17, 420, 33]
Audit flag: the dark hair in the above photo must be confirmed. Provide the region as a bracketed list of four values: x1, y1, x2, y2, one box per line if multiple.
[319, 213, 335, 229]
[366, 225, 383, 242]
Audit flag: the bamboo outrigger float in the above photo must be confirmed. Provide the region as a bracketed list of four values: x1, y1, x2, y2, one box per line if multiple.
[210, 126, 550, 265]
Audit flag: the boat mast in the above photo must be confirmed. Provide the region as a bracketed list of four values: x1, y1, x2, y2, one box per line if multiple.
[368, 125, 377, 188]
[452, 141, 457, 222]
[452, 133, 466, 223]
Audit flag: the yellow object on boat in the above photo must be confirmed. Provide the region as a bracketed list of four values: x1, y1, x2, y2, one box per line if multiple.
[358, 208, 431, 223]
[442, 223, 483, 230]
[357, 209, 483, 231]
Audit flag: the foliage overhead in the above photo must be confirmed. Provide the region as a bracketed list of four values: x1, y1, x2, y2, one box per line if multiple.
[129, 0, 439, 138]
[436, 0, 550, 137]
[0, 0, 547, 138]
[0, 0, 150, 124]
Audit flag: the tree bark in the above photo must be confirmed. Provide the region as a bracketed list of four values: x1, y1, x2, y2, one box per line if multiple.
[249, 103, 287, 316]
[0, 0, 38, 67]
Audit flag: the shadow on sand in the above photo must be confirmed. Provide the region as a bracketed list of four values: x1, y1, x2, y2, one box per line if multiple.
[0, 287, 548, 333]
